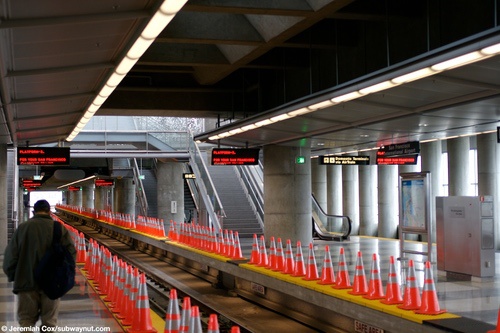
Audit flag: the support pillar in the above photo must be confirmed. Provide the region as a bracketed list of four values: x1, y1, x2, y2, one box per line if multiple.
[94, 186, 112, 211]
[447, 137, 470, 196]
[68, 188, 82, 207]
[157, 161, 184, 226]
[421, 140, 442, 242]
[114, 178, 136, 216]
[82, 184, 95, 209]
[327, 165, 342, 216]
[0, 144, 7, 253]
[378, 165, 398, 238]
[342, 161, 359, 235]
[477, 133, 500, 249]
[359, 152, 377, 236]
[311, 160, 327, 211]
[264, 145, 312, 245]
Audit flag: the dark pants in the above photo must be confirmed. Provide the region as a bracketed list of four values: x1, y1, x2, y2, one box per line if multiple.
[18, 290, 60, 329]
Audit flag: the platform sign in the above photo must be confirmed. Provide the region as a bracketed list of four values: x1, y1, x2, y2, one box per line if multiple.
[211, 148, 259, 165]
[378, 141, 419, 157]
[376, 155, 418, 165]
[68, 186, 81, 191]
[319, 155, 370, 165]
[22, 179, 42, 188]
[95, 179, 114, 187]
[17, 147, 70, 166]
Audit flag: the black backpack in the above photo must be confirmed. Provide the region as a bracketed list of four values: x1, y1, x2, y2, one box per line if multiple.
[35, 221, 76, 300]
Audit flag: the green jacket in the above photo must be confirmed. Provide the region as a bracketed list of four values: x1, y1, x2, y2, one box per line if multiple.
[3, 213, 77, 294]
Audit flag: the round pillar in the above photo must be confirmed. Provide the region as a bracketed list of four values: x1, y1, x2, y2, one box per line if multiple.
[421, 140, 442, 242]
[447, 137, 470, 196]
[378, 165, 398, 238]
[342, 161, 359, 235]
[157, 161, 184, 225]
[359, 151, 377, 236]
[82, 183, 95, 209]
[114, 178, 136, 216]
[311, 160, 327, 211]
[264, 145, 312, 245]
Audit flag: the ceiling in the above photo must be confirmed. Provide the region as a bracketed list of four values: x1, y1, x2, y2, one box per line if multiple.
[0, 0, 499, 159]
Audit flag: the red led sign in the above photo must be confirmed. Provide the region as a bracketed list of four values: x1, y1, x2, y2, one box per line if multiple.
[376, 155, 418, 165]
[22, 180, 42, 188]
[68, 186, 81, 191]
[17, 147, 70, 166]
[95, 179, 115, 187]
[211, 148, 260, 165]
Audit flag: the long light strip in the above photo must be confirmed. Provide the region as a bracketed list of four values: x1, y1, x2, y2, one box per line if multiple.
[205, 42, 500, 142]
[66, 0, 187, 142]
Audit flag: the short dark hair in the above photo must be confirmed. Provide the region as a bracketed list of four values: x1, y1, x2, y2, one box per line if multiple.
[33, 200, 51, 213]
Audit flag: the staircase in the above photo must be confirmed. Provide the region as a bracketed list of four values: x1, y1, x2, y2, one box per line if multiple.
[207, 164, 262, 238]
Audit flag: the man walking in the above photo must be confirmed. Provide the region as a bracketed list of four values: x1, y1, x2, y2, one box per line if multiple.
[3, 199, 76, 329]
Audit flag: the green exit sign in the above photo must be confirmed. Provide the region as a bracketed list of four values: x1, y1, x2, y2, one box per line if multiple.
[296, 156, 305, 164]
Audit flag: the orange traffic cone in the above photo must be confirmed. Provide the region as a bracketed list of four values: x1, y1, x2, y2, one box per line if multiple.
[232, 232, 244, 260]
[226, 231, 235, 258]
[414, 261, 446, 315]
[76, 232, 87, 264]
[189, 306, 203, 333]
[267, 237, 277, 269]
[248, 234, 260, 265]
[119, 264, 134, 325]
[398, 259, 421, 310]
[272, 238, 285, 272]
[348, 251, 368, 295]
[318, 245, 335, 285]
[207, 313, 220, 333]
[230, 327, 241, 333]
[303, 243, 320, 281]
[282, 239, 295, 274]
[257, 235, 269, 267]
[164, 289, 181, 333]
[333, 247, 351, 289]
[179, 296, 191, 332]
[292, 241, 306, 277]
[381, 256, 403, 305]
[127, 273, 157, 333]
[364, 253, 385, 300]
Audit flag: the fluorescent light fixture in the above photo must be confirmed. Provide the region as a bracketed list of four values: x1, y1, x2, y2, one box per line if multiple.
[331, 91, 362, 103]
[431, 51, 483, 71]
[287, 107, 313, 117]
[419, 138, 439, 143]
[33, 175, 43, 180]
[307, 100, 334, 110]
[65, 0, 187, 142]
[270, 114, 291, 122]
[481, 43, 500, 55]
[359, 80, 397, 95]
[391, 68, 436, 84]
[242, 124, 258, 131]
[255, 119, 273, 127]
[57, 175, 97, 189]
[208, 135, 220, 141]
[229, 128, 243, 134]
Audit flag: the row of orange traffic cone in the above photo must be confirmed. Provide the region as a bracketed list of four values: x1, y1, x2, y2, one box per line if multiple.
[51, 214, 88, 265]
[173, 223, 245, 261]
[247, 234, 445, 316]
[164, 288, 242, 333]
[84, 238, 158, 332]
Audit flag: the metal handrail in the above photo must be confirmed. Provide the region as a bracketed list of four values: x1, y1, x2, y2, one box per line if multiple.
[311, 193, 352, 240]
[132, 158, 148, 216]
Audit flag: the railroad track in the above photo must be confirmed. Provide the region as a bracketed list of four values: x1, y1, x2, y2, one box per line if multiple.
[60, 213, 321, 333]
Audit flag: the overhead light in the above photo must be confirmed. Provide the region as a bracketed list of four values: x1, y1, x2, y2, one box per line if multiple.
[208, 135, 220, 141]
[359, 80, 397, 95]
[241, 124, 258, 131]
[307, 100, 335, 110]
[66, 0, 187, 142]
[270, 114, 291, 122]
[391, 68, 436, 84]
[33, 175, 43, 180]
[229, 128, 243, 134]
[481, 43, 500, 55]
[57, 175, 97, 189]
[331, 91, 362, 103]
[431, 51, 483, 71]
[255, 119, 273, 127]
[287, 107, 314, 117]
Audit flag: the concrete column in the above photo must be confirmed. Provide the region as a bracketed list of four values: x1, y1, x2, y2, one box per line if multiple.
[264, 145, 312, 245]
[82, 184, 95, 209]
[359, 152, 377, 236]
[342, 161, 359, 235]
[311, 160, 327, 211]
[477, 133, 500, 249]
[421, 140, 442, 242]
[447, 137, 470, 196]
[157, 161, 184, 226]
[378, 165, 398, 238]
[327, 164, 342, 215]
[94, 186, 111, 210]
[68, 189, 82, 207]
[114, 178, 136, 216]
[0, 144, 7, 253]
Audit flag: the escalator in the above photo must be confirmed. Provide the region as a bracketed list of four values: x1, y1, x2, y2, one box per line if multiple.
[311, 194, 352, 241]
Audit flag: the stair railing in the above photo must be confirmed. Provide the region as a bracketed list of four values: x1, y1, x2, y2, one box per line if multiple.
[188, 140, 225, 232]
[235, 163, 264, 230]
[132, 158, 149, 216]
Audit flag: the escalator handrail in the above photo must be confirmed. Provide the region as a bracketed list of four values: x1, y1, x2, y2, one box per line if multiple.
[311, 193, 352, 239]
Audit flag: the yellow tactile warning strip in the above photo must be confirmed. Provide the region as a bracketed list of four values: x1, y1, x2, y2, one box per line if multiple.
[169, 240, 234, 262]
[79, 267, 165, 333]
[240, 263, 460, 324]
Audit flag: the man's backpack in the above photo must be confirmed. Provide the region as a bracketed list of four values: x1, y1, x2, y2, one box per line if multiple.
[35, 221, 76, 300]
